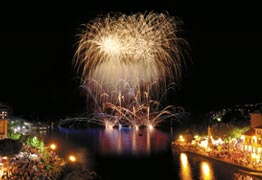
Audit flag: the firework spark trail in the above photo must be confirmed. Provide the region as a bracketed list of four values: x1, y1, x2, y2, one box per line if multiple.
[72, 11, 189, 127]
[74, 12, 186, 94]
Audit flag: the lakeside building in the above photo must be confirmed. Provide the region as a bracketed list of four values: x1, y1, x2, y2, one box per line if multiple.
[0, 108, 8, 139]
[242, 111, 262, 156]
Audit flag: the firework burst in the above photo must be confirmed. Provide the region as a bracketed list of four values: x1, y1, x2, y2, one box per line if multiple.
[73, 11, 189, 127]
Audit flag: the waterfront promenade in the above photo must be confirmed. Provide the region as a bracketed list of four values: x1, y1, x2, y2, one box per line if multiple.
[172, 142, 262, 177]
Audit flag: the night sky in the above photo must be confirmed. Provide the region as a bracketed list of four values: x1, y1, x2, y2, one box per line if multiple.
[0, 1, 261, 120]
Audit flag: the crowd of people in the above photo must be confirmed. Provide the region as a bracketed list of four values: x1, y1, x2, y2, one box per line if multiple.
[0, 144, 104, 180]
[1, 144, 65, 180]
[176, 143, 262, 173]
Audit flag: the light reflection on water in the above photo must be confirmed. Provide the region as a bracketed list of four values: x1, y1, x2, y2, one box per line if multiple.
[175, 151, 260, 180]
[44, 127, 261, 180]
[97, 127, 170, 155]
[54, 127, 172, 156]
[200, 161, 214, 180]
[180, 153, 193, 180]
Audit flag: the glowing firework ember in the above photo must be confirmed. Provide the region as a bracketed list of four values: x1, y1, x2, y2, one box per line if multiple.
[72, 11, 189, 128]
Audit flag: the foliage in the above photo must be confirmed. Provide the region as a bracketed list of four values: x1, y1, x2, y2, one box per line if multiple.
[188, 121, 208, 136]
[210, 122, 249, 140]
[8, 132, 22, 140]
[228, 126, 249, 139]
[25, 136, 45, 152]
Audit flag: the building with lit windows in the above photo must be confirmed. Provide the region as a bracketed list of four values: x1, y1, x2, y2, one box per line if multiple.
[242, 111, 262, 154]
[0, 103, 10, 140]
[0, 119, 8, 139]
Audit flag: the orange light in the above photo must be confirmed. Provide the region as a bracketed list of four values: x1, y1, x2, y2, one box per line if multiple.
[50, 143, 56, 150]
[69, 155, 76, 162]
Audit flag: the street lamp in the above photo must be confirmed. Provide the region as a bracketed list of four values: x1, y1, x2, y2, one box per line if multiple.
[50, 143, 56, 151]
[68, 155, 76, 162]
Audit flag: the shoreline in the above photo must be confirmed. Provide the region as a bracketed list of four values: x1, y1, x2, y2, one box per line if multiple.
[173, 144, 262, 177]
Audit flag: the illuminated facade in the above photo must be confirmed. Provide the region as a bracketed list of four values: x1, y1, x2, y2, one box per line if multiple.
[0, 119, 8, 139]
[0, 107, 9, 139]
[242, 112, 262, 154]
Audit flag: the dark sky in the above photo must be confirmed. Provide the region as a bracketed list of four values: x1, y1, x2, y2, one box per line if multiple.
[0, 1, 261, 120]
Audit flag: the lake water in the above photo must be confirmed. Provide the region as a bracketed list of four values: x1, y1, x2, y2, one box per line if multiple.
[44, 127, 259, 180]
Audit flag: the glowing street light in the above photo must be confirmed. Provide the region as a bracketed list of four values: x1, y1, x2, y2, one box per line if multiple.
[50, 143, 56, 150]
[68, 155, 76, 162]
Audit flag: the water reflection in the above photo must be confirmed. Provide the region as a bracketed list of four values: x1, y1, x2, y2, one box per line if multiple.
[56, 127, 171, 156]
[46, 127, 261, 180]
[176, 152, 260, 180]
[180, 153, 193, 180]
[200, 161, 214, 180]
[97, 127, 170, 155]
